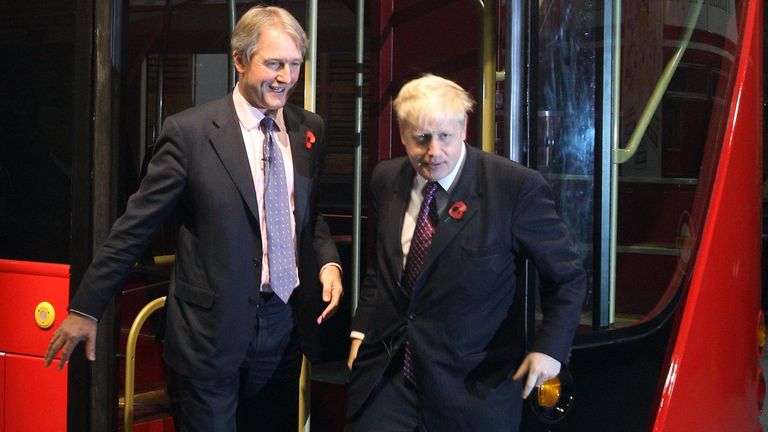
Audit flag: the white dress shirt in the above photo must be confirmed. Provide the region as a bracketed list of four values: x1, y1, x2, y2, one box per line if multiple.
[351, 143, 467, 340]
[233, 86, 298, 292]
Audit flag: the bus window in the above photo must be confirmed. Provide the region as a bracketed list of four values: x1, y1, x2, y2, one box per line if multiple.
[0, 2, 80, 263]
[535, 0, 741, 332]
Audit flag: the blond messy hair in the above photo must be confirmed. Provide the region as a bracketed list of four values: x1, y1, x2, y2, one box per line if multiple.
[393, 74, 475, 129]
[231, 5, 308, 63]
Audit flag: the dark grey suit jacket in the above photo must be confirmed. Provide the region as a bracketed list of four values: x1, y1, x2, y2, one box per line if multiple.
[348, 144, 586, 430]
[69, 94, 339, 378]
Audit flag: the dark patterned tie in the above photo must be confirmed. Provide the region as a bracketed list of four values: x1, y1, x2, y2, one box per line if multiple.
[402, 181, 439, 385]
[261, 116, 297, 303]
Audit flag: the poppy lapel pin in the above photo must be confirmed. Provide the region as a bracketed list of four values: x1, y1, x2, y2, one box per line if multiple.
[305, 130, 316, 150]
[448, 200, 467, 220]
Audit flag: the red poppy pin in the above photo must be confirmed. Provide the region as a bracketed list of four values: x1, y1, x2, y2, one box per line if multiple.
[448, 200, 467, 220]
[305, 130, 316, 150]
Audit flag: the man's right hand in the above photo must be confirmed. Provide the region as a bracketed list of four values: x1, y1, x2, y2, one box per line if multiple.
[44, 312, 98, 370]
[347, 337, 363, 370]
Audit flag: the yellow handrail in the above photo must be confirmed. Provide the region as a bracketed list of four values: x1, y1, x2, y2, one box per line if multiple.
[123, 296, 167, 432]
[477, 0, 497, 153]
[613, 0, 704, 164]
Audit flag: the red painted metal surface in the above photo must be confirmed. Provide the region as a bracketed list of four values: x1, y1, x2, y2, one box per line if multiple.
[0, 260, 70, 357]
[0, 353, 5, 432]
[369, 0, 482, 163]
[5, 353, 67, 432]
[0, 260, 70, 431]
[651, 0, 763, 430]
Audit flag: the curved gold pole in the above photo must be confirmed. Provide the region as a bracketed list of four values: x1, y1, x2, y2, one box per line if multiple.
[613, 0, 704, 164]
[123, 296, 167, 432]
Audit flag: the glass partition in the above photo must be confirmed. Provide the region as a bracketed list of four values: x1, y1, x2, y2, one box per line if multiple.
[535, 0, 742, 333]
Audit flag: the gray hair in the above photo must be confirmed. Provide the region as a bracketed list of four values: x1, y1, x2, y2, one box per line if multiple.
[231, 5, 308, 63]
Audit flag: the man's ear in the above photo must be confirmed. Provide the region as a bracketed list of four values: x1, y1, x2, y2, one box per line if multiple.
[232, 51, 246, 73]
[398, 124, 408, 146]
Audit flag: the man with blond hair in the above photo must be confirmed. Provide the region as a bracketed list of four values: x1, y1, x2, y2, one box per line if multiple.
[347, 74, 586, 431]
[45, 5, 342, 431]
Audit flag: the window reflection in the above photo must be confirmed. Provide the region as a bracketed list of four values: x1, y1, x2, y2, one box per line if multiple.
[536, 0, 741, 330]
[537, 0, 599, 319]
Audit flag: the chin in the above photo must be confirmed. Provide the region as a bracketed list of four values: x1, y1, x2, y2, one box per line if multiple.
[264, 100, 286, 110]
[421, 172, 438, 182]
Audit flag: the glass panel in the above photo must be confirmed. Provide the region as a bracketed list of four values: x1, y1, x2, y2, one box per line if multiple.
[614, 0, 740, 326]
[536, 0, 743, 333]
[536, 0, 600, 325]
[0, 1, 79, 263]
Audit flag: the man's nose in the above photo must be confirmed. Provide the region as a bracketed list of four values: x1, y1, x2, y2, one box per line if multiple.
[275, 65, 292, 82]
[425, 139, 440, 156]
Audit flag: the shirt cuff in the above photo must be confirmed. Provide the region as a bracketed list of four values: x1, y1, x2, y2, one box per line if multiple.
[319, 262, 342, 278]
[69, 309, 99, 323]
[350, 331, 365, 340]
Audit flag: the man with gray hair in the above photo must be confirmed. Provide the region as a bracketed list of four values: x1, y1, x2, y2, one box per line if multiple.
[347, 74, 586, 431]
[45, 5, 342, 431]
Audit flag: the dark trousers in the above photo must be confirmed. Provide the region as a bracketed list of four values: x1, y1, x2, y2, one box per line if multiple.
[347, 350, 425, 432]
[347, 349, 525, 432]
[174, 293, 302, 432]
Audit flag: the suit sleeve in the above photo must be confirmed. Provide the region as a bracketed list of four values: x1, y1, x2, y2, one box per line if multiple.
[309, 115, 341, 268]
[511, 170, 586, 364]
[69, 117, 189, 319]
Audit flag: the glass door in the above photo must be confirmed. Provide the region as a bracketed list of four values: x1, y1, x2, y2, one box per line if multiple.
[532, 0, 741, 337]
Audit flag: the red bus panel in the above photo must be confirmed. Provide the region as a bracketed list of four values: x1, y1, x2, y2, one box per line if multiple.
[5, 353, 67, 431]
[652, 0, 764, 429]
[0, 260, 70, 431]
[0, 260, 70, 357]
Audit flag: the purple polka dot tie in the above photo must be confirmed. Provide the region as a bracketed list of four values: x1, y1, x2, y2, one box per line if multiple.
[261, 116, 297, 303]
[402, 181, 438, 386]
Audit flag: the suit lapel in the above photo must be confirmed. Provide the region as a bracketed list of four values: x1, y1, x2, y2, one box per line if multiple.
[384, 160, 416, 294]
[283, 105, 313, 241]
[208, 96, 260, 222]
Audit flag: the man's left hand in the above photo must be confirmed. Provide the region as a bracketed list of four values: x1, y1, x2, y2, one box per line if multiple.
[512, 352, 562, 399]
[317, 265, 343, 324]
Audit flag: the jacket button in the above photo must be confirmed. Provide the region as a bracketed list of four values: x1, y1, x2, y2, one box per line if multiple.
[408, 313, 416, 321]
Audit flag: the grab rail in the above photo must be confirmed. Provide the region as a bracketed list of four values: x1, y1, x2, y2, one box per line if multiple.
[613, 0, 704, 164]
[123, 296, 167, 432]
[475, 0, 498, 153]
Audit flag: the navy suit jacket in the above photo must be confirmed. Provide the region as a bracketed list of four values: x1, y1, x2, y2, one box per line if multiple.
[69, 95, 339, 378]
[348, 144, 586, 430]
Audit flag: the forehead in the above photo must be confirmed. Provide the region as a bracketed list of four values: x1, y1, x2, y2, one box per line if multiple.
[406, 117, 464, 134]
[257, 28, 302, 57]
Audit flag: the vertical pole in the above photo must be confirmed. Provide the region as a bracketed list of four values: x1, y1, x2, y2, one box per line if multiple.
[350, 0, 365, 316]
[304, 0, 318, 112]
[299, 4, 318, 429]
[227, 0, 236, 89]
[479, 1, 497, 153]
[596, 0, 617, 330]
[504, 0, 525, 162]
[608, 0, 621, 327]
